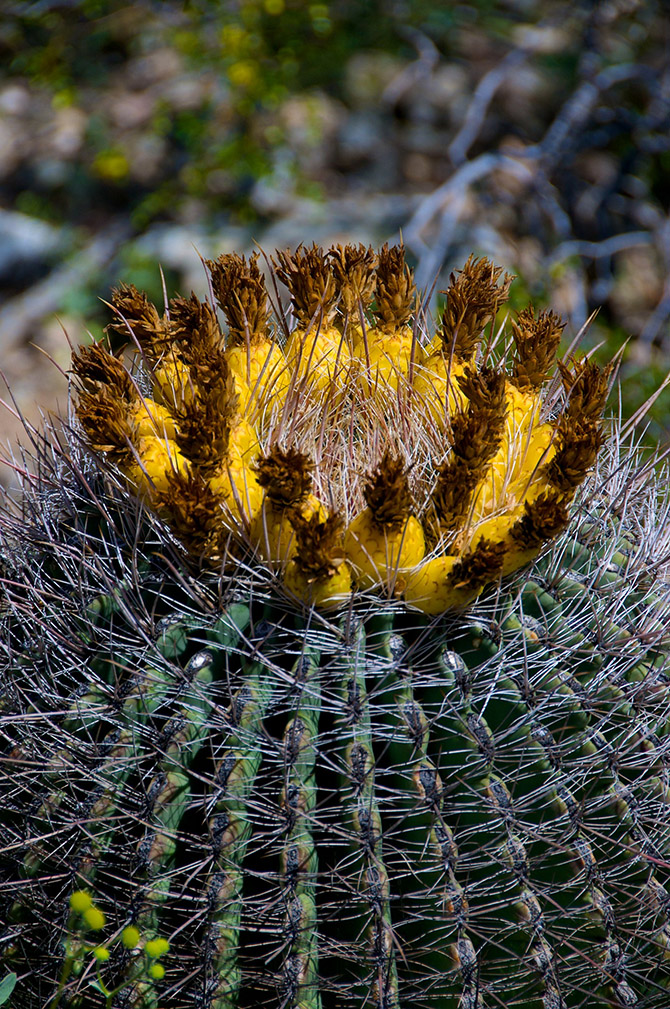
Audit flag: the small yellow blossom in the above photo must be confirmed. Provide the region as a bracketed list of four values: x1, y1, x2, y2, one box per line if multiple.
[69, 890, 93, 913]
[145, 937, 170, 958]
[83, 906, 106, 931]
[121, 925, 141, 949]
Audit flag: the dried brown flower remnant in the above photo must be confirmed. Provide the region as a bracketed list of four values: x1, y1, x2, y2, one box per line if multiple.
[254, 448, 314, 509]
[71, 342, 135, 403]
[274, 245, 337, 325]
[439, 255, 514, 362]
[429, 462, 479, 541]
[428, 379, 507, 540]
[177, 332, 234, 407]
[206, 252, 271, 344]
[511, 308, 565, 391]
[328, 243, 378, 318]
[168, 292, 223, 358]
[457, 364, 507, 419]
[373, 243, 415, 332]
[511, 492, 570, 550]
[76, 386, 135, 462]
[173, 394, 234, 475]
[452, 413, 495, 475]
[449, 538, 507, 590]
[559, 357, 614, 422]
[363, 450, 414, 533]
[290, 512, 346, 582]
[105, 283, 168, 360]
[546, 416, 604, 494]
[158, 468, 228, 561]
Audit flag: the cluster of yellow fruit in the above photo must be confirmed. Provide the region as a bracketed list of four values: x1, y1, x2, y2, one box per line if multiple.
[72, 244, 610, 614]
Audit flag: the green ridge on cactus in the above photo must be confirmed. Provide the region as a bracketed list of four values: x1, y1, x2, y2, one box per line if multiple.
[0, 244, 669, 1009]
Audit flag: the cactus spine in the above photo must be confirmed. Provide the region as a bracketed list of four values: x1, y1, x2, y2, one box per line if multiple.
[1, 245, 669, 1009]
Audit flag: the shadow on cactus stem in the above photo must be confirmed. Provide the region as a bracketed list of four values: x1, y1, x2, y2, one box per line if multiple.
[0, 245, 669, 1009]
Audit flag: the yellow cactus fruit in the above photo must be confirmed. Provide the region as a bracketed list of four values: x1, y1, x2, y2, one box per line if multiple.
[499, 305, 566, 491]
[531, 414, 604, 507]
[414, 256, 513, 424]
[205, 251, 289, 415]
[250, 447, 324, 565]
[412, 354, 467, 423]
[505, 492, 570, 574]
[508, 421, 557, 505]
[352, 325, 424, 398]
[226, 340, 289, 414]
[468, 492, 569, 577]
[129, 397, 178, 441]
[344, 450, 424, 590]
[253, 495, 325, 566]
[349, 242, 420, 397]
[282, 512, 351, 609]
[125, 437, 190, 501]
[284, 556, 352, 610]
[228, 417, 260, 464]
[345, 510, 424, 590]
[403, 555, 479, 615]
[469, 443, 513, 520]
[427, 366, 508, 545]
[404, 539, 506, 615]
[273, 244, 351, 400]
[504, 381, 542, 435]
[472, 418, 556, 520]
[209, 460, 263, 524]
[153, 356, 193, 413]
[285, 323, 350, 398]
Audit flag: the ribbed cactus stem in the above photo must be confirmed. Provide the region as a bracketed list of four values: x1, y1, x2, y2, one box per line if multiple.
[280, 643, 322, 1009]
[124, 649, 220, 1008]
[339, 617, 399, 1009]
[435, 648, 483, 1009]
[203, 621, 279, 1009]
[123, 607, 250, 1008]
[73, 663, 175, 885]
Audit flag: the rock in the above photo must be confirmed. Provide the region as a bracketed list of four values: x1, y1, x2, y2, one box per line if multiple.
[0, 210, 65, 285]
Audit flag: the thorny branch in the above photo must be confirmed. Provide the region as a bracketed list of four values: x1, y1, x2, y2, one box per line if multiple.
[402, 6, 670, 347]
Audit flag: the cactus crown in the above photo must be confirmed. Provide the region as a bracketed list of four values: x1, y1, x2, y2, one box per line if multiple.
[69, 244, 612, 612]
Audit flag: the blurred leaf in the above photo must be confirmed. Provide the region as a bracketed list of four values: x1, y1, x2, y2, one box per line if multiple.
[0, 973, 17, 1005]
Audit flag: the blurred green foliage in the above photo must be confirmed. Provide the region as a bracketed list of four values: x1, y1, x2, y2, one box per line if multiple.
[0, 0, 518, 228]
[1, 1, 668, 448]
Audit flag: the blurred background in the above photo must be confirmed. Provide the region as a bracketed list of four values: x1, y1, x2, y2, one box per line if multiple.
[1, 0, 669, 484]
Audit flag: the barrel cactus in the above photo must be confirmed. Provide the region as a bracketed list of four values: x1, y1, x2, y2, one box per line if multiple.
[1, 244, 669, 1009]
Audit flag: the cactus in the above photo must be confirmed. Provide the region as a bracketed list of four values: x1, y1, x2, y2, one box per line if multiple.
[1, 244, 669, 1009]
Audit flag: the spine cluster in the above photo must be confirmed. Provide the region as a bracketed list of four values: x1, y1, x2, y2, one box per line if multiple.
[72, 245, 611, 613]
